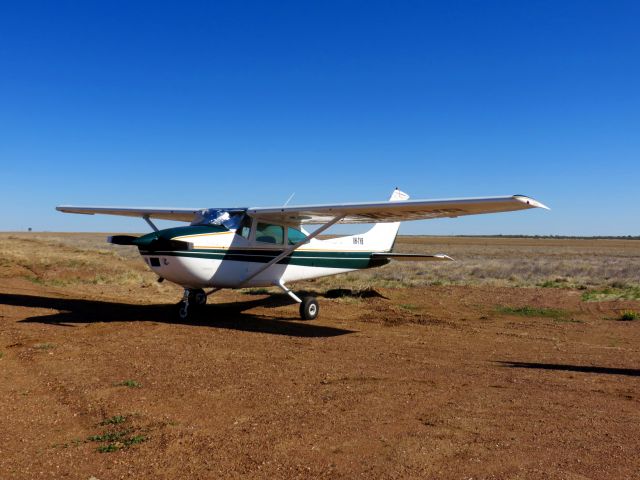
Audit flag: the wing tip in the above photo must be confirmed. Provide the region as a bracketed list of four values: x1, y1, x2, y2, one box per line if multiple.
[56, 206, 94, 215]
[513, 195, 550, 211]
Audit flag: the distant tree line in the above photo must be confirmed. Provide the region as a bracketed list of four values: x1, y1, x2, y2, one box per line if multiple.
[450, 234, 640, 240]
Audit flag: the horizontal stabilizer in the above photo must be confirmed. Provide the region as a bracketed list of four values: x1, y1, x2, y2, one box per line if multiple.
[371, 253, 454, 262]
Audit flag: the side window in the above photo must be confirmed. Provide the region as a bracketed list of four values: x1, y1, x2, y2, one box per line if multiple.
[236, 216, 252, 239]
[287, 227, 307, 245]
[255, 222, 284, 244]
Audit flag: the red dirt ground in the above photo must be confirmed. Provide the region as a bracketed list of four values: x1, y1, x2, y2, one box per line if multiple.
[1, 274, 639, 479]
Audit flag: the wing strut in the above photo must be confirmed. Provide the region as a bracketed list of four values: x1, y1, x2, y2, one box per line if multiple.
[143, 215, 159, 232]
[238, 215, 345, 290]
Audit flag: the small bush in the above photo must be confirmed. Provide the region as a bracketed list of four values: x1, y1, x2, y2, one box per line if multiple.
[85, 414, 148, 453]
[619, 310, 639, 321]
[100, 415, 127, 425]
[124, 435, 147, 446]
[97, 443, 120, 453]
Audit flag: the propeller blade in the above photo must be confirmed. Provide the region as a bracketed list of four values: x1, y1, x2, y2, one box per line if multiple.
[108, 235, 139, 245]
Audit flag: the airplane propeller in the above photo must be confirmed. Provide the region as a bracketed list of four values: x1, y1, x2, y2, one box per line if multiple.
[108, 235, 193, 252]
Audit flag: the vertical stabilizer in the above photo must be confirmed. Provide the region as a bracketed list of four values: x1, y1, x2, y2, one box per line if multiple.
[361, 188, 409, 252]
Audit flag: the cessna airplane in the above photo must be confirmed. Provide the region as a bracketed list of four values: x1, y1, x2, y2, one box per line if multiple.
[57, 189, 548, 321]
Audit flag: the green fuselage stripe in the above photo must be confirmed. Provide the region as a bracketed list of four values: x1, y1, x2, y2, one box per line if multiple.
[140, 248, 388, 269]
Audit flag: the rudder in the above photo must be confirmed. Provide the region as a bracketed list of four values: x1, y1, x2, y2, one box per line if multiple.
[361, 188, 409, 252]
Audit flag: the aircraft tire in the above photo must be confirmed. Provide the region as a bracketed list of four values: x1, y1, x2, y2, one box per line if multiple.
[190, 289, 207, 306]
[299, 297, 319, 321]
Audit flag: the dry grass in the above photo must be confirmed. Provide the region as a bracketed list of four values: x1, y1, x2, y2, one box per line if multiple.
[2, 233, 639, 298]
[312, 236, 640, 295]
[0, 233, 154, 288]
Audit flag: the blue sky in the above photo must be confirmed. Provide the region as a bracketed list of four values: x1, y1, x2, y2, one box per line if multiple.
[1, 1, 638, 235]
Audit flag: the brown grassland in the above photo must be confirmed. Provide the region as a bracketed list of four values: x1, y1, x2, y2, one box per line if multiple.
[1, 232, 639, 479]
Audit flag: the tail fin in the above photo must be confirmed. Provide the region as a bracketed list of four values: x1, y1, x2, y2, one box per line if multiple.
[361, 188, 409, 252]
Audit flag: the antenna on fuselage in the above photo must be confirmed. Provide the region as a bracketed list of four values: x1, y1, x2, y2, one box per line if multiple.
[283, 192, 295, 206]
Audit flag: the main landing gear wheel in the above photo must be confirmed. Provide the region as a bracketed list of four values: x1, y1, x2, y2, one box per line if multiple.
[190, 289, 207, 307]
[178, 288, 207, 321]
[299, 296, 319, 321]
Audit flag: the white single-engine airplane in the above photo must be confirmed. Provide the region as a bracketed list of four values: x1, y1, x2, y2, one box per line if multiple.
[57, 189, 548, 321]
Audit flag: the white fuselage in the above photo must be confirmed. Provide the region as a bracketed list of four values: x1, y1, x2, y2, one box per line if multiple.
[141, 230, 380, 289]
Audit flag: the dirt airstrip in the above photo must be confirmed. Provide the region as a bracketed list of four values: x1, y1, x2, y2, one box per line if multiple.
[1, 234, 639, 479]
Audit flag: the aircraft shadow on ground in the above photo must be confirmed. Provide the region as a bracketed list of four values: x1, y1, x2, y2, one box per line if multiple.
[0, 293, 354, 338]
[242, 287, 389, 300]
[497, 361, 640, 377]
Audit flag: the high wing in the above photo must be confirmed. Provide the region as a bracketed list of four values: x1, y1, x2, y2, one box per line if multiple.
[55, 206, 210, 223]
[248, 195, 549, 225]
[57, 195, 548, 225]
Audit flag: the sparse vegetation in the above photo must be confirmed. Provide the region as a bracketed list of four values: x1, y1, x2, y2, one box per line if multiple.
[88, 429, 132, 442]
[3, 233, 638, 477]
[2, 233, 639, 292]
[242, 287, 273, 295]
[86, 415, 148, 453]
[94, 434, 148, 452]
[0, 233, 155, 289]
[399, 303, 420, 311]
[497, 306, 567, 319]
[552, 317, 584, 324]
[53, 413, 151, 453]
[100, 415, 127, 425]
[124, 435, 147, 446]
[34, 343, 55, 350]
[619, 310, 639, 321]
[309, 236, 640, 291]
[537, 278, 587, 290]
[115, 380, 142, 388]
[97, 443, 120, 453]
[582, 286, 640, 302]
[93, 432, 148, 453]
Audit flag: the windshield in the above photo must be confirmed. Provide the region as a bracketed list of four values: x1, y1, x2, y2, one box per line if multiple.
[191, 209, 246, 229]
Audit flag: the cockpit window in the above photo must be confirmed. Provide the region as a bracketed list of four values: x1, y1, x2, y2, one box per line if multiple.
[287, 227, 307, 245]
[236, 215, 252, 239]
[256, 222, 284, 244]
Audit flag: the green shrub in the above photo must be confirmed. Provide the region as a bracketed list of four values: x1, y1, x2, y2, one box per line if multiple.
[619, 310, 639, 321]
